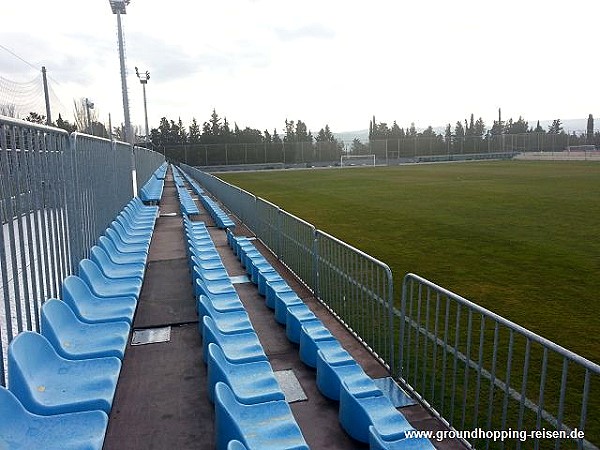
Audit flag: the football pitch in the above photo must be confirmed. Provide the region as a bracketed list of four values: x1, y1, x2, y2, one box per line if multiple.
[219, 161, 600, 364]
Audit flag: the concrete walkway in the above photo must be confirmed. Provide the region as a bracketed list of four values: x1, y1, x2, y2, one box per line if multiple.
[103, 167, 466, 449]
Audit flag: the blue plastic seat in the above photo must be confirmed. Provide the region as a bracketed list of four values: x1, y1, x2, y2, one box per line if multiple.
[8, 332, 121, 415]
[250, 259, 273, 285]
[193, 265, 230, 282]
[105, 228, 149, 254]
[286, 304, 317, 344]
[197, 294, 245, 318]
[265, 279, 292, 309]
[257, 270, 283, 297]
[339, 377, 414, 443]
[195, 277, 237, 299]
[299, 319, 337, 368]
[315, 341, 365, 401]
[78, 259, 142, 299]
[197, 296, 252, 336]
[117, 208, 155, 227]
[202, 316, 267, 365]
[99, 236, 147, 265]
[110, 220, 151, 244]
[189, 250, 225, 271]
[274, 290, 303, 325]
[90, 246, 145, 281]
[227, 441, 248, 450]
[214, 382, 308, 450]
[0, 386, 108, 450]
[207, 343, 284, 404]
[41, 299, 130, 360]
[369, 425, 436, 450]
[62, 275, 136, 324]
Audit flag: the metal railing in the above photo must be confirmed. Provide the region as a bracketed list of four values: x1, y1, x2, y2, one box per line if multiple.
[0, 116, 164, 386]
[181, 163, 396, 369]
[180, 163, 599, 449]
[399, 274, 599, 450]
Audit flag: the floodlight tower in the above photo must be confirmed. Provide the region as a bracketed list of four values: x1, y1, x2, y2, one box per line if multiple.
[135, 67, 150, 143]
[109, 0, 133, 144]
[85, 98, 94, 134]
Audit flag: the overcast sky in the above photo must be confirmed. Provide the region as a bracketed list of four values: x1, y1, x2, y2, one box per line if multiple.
[1, 0, 599, 135]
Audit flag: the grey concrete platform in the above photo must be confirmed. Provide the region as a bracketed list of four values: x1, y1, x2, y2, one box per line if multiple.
[104, 168, 467, 450]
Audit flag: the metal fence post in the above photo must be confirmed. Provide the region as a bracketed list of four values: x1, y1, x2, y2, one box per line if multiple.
[313, 229, 319, 299]
[398, 274, 408, 379]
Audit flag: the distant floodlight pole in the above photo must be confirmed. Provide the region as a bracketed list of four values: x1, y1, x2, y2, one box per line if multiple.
[109, 0, 133, 144]
[41, 66, 52, 125]
[135, 66, 150, 144]
[85, 98, 94, 134]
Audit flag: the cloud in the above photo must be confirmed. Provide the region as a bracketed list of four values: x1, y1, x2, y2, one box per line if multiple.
[272, 24, 335, 42]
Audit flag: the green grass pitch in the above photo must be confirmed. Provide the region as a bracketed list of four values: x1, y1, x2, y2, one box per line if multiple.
[219, 161, 600, 365]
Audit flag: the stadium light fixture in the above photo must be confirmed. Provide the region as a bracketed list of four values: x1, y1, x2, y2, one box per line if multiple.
[109, 0, 133, 144]
[135, 67, 151, 143]
[85, 98, 94, 134]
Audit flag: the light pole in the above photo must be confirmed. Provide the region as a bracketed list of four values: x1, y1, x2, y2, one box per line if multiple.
[135, 67, 150, 144]
[109, 0, 133, 144]
[85, 98, 94, 135]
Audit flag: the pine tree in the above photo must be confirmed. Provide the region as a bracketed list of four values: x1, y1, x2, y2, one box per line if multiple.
[587, 114, 594, 144]
[189, 118, 201, 144]
[548, 119, 563, 134]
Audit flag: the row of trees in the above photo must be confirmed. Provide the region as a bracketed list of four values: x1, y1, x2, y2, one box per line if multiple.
[149, 109, 345, 165]
[364, 113, 599, 158]
[369, 112, 595, 142]
[150, 109, 342, 147]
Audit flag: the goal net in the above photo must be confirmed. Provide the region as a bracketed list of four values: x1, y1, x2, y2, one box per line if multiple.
[340, 154, 376, 167]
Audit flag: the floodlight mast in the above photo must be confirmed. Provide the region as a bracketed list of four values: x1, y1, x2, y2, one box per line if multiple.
[85, 98, 94, 134]
[109, 0, 133, 144]
[135, 66, 150, 143]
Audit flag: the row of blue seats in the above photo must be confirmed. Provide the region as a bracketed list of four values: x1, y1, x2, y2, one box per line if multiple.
[183, 216, 309, 450]
[176, 165, 205, 196]
[0, 197, 157, 449]
[200, 194, 235, 229]
[176, 166, 233, 228]
[172, 165, 201, 215]
[139, 162, 167, 203]
[171, 164, 185, 187]
[227, 231, 435, 450]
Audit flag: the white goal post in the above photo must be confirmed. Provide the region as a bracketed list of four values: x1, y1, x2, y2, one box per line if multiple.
[340, 154, 376, 167]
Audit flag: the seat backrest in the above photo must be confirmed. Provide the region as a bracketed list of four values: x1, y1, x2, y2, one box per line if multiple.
[99, 235, 130, 258]
[0, 385, 27, 429]
[62, 275, 97, 314]
[208, 342, 232, 380]
[111, 220, 132, 238]
[90, 245, 113, 270]
[41, 299, 78, 346]
[214, 382, 243, 444]
[105, 227, 126, 246]
[78, 259, 106, 287]
[227, 441, 248, 450]
[8, 332, 59, 406]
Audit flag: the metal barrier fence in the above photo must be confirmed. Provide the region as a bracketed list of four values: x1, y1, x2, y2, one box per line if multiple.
[399, 274, 599, 450]
[0, 116, 164, 386]
[180, 163, 599, 449]
[180, 163, 396, 369]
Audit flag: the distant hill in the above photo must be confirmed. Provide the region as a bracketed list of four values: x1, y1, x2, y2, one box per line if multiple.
[333, 129, 369, 146]
[335, 118, 599, 145]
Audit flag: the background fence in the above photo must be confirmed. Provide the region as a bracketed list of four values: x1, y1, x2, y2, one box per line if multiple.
[0, 115, 164, 386]
[181, 164, 599, 450]
[160, 132, 598, 167]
